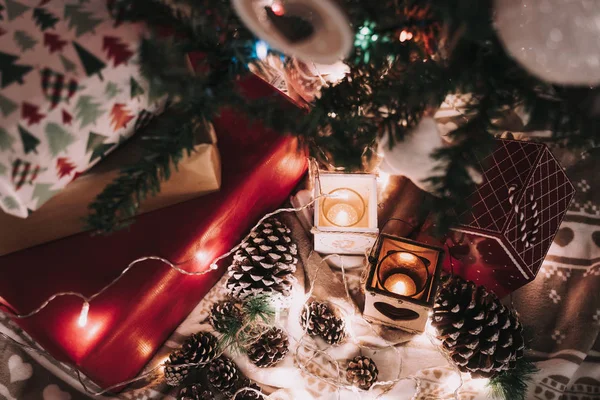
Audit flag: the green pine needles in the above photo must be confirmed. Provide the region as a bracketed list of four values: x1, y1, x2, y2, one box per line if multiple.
[88, 0, 599, 234]
[214, 296, 276, 355]
[488, 358, 539, 400]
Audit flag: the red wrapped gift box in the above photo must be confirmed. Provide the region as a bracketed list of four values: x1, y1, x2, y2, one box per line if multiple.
[0, 76, 307, 390]
[444, 139, 575, 297]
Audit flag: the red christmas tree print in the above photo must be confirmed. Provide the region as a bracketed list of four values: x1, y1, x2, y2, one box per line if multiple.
[56, 157, 76, 178]
[110, 103, 134, 131]
[43, 32, 67, 53]
[103, 36, 134, 67]
[21, 102, 45, 125]
[62, 109, 73, 125]
[0, 27, 6, 37]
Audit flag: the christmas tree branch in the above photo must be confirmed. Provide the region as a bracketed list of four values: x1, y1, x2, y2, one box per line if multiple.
[488, 358, 539, 400]
[90, 0, 599, 234]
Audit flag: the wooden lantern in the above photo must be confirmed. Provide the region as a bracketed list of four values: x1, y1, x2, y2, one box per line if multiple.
[313, 173, 378, 254]
[363, 234, 444, 333]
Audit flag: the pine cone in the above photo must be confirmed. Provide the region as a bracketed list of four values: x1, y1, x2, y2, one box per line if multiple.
[232, 381, 264, 400]
[301, 301, 346, 345]
[178, 384, 214, 400]
[183, 332, 219, 366]
[226, 218, 298, 301]
[210, 300, 243, 334]
[246, 327, 289, 368]
[346, 356, 378, 390]
[164, 349, 191, 387]
[208, 356, 239, 391]
[431, 276, 525, 379]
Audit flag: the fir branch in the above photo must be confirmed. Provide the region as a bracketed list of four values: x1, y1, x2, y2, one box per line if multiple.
[242, 295, 276, 325]
[488, 358, 539, 400]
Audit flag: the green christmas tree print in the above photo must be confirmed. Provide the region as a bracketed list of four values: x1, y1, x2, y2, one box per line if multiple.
[86, 131, 113, 163]
[46, 122, 75, 156]
[75, 95, 105, 129]
[32, 183, 59, 207]
[18, 125, 40, 154]
[64, 4, 101, 37]
[4, 0, 29, 21]
[13, 30, 37, 52]
[73, 41, 105, 80]
[0, 51, 33, 88]
[130, 77, 144, 98]
[0, 94, 18, 117]
[0, 127, 15, 151]
[59, 54, 77, 73]
[105, 81, 121, 100]
[86, 131, 107, 152]
[2, 196, 19, 211]
[0, 163, 6, 176]
[33, 7, 59, 31]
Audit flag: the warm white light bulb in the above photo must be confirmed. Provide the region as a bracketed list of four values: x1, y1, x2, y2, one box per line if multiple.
[255, 41, 269, 60]
[78, 302, 90, 327]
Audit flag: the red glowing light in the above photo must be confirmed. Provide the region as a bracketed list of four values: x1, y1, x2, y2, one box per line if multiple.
[271, 1, 285, 16]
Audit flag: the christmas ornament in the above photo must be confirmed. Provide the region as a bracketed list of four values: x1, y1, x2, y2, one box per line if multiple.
[164, 349, 192, 387]
[231, 0, 353, 64]
[246, 327, 289, 368]
[232, 381, 264, 400]
[494, 0, 600, 86]
[284, 58, 349, 103]
[300, 301, 346, 345]
[183, 332, 219, 365]
[178, 384, 214, 400]
[210, 300, 243, 334]
[431, 276, 525, 378]
[346, 356, 378, 390]
[208, 356, 240, 391]
[226, 217, 298, 301]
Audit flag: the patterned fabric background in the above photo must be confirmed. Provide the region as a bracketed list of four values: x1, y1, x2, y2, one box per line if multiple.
[0, 0, 163, 218]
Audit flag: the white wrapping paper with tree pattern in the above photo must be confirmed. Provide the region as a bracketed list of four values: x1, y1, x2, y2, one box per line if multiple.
[0, 0, 164, 217]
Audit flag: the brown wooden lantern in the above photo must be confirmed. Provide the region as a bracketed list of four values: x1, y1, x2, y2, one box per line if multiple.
[363, 234, 444, 333]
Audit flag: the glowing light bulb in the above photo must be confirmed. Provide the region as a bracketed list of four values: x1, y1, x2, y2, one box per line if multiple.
[271, 1, 285, 16]
[399, 30, 413, 42]
[78, 302, 89, 327]
[255, 41, 269, 60]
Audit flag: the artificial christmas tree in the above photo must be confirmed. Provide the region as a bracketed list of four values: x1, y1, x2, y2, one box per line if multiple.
[226, 217, 298, 301]
[431, 276, 525, 378]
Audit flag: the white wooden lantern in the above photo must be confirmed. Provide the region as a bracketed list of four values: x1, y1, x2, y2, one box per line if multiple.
[312, 173, 378, 254]
[363, 234, 443, 333]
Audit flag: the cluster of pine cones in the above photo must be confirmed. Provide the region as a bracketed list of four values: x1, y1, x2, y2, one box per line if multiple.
[210, 300, 290, 368]
[164, 331, 265, 400]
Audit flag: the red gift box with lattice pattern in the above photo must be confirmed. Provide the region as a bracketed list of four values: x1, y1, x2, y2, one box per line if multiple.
[444, 139, 575, 297]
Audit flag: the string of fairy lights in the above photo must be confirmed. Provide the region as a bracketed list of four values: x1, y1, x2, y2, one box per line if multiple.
[0, 161, 482, 398]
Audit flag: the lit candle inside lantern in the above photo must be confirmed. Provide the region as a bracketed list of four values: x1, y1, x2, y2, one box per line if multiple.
[384, 273, 417, 296]
[327, 203, 359, 227]
[322, 188, 366, 228]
